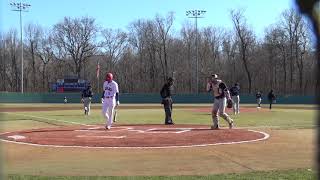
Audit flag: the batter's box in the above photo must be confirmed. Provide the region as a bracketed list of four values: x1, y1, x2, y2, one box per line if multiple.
[144, 128, 192, 134]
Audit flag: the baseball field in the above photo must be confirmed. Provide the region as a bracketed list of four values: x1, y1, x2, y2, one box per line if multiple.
[0, 103, 317, 179]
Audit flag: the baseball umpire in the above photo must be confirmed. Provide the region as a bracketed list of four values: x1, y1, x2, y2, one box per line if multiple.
[206, 74, 234, 129]
[160, 77, 175, 125]
[267, 89, 276, 110]
[81, 85, 93, 115]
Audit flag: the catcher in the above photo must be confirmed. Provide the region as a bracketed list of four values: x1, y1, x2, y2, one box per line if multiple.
[206, 74, 234, 129]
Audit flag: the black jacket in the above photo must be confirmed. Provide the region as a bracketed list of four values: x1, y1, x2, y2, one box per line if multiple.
[82, 89, 93, 98]
[160, 83, 173, 98]
[267, 91, 275, 101]
[230, 85, 240, 96]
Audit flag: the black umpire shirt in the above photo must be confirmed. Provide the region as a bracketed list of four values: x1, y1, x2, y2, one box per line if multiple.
[160, 83, 173, 98]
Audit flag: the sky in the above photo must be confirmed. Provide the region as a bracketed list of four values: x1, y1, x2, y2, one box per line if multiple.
[1, 0, 297, 38]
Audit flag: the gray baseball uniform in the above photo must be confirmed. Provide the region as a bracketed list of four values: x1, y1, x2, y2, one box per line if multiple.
[207, 76, 234, 129]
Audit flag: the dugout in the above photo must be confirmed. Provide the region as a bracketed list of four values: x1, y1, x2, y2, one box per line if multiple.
[51, 77, 90, 93]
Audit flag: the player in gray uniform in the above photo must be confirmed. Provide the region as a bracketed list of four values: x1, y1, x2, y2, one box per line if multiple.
[81, 85, 93, 115]
[206, 74, 234, 129]
[229, 83, 240, 114]
[256, 91, 262, 108]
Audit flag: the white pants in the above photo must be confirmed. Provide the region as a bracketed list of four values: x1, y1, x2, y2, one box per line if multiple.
[232, 95, 240, 114]
[102, 98, 116, 127]
[257, 98, 262, 107]
[212, 97, 233, 128]
[83, 97, 91, 114]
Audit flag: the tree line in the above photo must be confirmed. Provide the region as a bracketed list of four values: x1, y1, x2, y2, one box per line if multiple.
[0, 9, 317, 95]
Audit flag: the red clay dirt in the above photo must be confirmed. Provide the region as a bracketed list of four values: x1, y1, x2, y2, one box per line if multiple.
[0, 124, 267, 148]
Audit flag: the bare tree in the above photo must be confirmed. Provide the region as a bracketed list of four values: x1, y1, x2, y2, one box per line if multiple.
[180, 23, 196, 92]
[52, 16, 98, 78]
[0, 33, 6, 91]
[5, 30, 20, 92]
[281, 9, 303, 92]
[231, 9, 255, 93]
[101, 28, 127, 70]
[221, 31, 238, 83]
[200, 27, 222, 75]
[127, 19, 149, 91]
[155, 12, 175, 81]
[270, 27, 288, 94]
[36, 29, 54, 91]
[24, 23, 42, 91]
[295, 21, 309, 94]
[1, 9, 317, 95]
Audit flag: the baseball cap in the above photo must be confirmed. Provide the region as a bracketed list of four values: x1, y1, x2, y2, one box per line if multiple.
[168, 77, 174, 82]
[211, 74, 218, 79]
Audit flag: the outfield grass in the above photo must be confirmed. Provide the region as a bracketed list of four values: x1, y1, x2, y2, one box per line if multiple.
[6, 168, 317, 180]
[1, 104, 316, 131]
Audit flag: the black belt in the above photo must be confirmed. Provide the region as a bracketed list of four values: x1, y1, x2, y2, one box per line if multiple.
[105, 96, 114, 98]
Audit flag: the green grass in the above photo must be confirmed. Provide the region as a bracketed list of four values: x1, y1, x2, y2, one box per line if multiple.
[6, 168, 316, 180]
[0, 104, 316, 131]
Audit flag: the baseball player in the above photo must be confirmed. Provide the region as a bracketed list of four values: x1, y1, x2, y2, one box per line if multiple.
[229, 83, 240, 114]
[101, 73, 119, 130]
[160, 77, 175, 125]
[206, 74, 234, 129]
[267, 89, 276, 110]
[64, 96, 68, 104]
[256, 90, 262, 108]
[81, 85, 93, 115]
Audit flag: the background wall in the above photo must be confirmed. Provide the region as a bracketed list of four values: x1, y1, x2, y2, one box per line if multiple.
[0, 92, 315, 104]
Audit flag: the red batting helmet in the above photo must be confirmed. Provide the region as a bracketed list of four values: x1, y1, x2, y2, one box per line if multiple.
[106, 73, 113, 81]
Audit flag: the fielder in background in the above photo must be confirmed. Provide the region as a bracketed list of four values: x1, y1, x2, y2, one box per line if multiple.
[267, 89, 276, 110]
[206, 74, 234, 129]
[160, 77, 175, 125]
[81, 85, 93, 115]
[256, 90, 263, 108]
[64, 96, 68, 104]
[101, 73, 120, 130]
[229, 83, 240, 115]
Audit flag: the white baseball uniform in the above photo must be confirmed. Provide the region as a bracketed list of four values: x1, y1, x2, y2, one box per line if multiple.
[102, 80, 119, 128]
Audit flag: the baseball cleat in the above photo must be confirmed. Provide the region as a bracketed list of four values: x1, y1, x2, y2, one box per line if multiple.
[229, 121, 234, 129]
[165, 122, 175, 125]
[105, 126, 111, 130]
[210, 125, 220, 130]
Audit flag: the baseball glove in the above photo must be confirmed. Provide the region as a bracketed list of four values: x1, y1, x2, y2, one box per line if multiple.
[227, 99, 233, 108]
